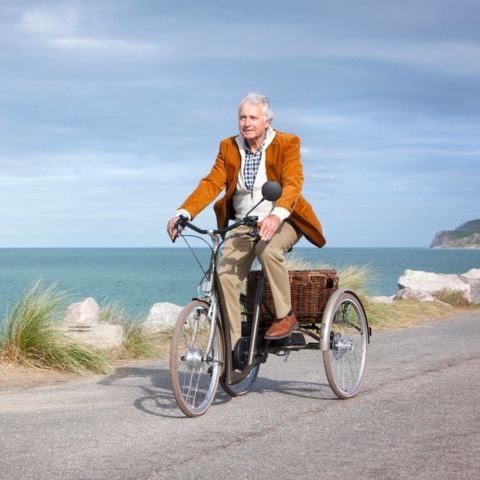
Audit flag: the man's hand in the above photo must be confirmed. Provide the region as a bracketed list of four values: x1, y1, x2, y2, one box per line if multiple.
[167, 216, 181, 241]
[259, 214, 281, 242]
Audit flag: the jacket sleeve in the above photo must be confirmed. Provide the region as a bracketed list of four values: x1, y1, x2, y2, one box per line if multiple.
[178, 144, 228, 220]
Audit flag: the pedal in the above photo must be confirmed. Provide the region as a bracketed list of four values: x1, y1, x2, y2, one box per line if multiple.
[285, 332, 306, 346]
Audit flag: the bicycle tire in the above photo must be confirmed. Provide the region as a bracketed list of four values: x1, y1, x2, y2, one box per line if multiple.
[170, 300, 224, 417]
[323, 292, 368, 399]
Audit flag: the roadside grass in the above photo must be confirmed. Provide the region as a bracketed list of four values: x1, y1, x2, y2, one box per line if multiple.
[98, 300, 171, 360]
[0, 286, 171, 375]
[362, 297, 455, 329]
[434, 291, 480, 310]
[0, 281, 111, 374]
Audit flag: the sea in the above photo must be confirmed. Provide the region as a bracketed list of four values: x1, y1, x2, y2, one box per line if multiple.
[1, 247, 479, 317]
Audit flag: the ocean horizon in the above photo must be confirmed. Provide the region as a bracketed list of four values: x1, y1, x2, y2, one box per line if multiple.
[1, 247, 479, 317]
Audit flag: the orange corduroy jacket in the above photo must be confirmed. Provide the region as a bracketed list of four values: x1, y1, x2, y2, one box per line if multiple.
[179, 130, 326, 248]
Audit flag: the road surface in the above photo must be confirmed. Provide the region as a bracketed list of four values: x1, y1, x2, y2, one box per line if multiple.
[1, 311, 479, 479]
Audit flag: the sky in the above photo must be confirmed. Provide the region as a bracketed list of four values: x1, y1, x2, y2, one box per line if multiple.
[0, 0, 479, 248]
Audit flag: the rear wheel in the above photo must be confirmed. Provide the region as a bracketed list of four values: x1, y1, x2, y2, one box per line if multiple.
[170, 300, 224, 417]
[323, 293, 368, 399]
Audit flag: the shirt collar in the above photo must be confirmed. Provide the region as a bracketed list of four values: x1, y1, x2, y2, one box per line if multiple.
[244, 131, 268, 155]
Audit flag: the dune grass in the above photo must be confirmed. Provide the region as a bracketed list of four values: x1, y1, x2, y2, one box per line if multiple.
[0, 281, 111, 374]
[434, 290, 480, 310]
[98, 300, 167, 359]
[0, 283, 170, 376]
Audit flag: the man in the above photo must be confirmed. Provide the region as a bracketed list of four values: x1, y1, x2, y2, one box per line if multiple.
[167, 92, 325, 351]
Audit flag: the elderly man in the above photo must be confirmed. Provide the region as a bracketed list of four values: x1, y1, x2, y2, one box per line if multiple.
[167, 92, 325, 351]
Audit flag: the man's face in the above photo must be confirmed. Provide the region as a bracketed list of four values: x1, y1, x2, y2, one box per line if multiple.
[238, 103, 271, 147]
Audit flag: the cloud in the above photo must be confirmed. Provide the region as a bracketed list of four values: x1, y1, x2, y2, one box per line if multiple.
[1, 0, 479, 247]
[16, 7, 80, 36]
[13, 6, 159, 59]
[49, 37, 158, 54]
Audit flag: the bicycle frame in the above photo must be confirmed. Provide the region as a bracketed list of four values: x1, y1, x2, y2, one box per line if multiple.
[173, 207, 371, 388]
[192, 227, 263, 386]
[193, 234, 326, 386]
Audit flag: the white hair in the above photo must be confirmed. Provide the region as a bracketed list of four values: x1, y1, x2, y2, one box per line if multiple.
[237, 91, 274, 122]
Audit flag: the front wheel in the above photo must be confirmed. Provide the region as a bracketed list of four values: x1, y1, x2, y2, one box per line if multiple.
[170, 300, 224, 417]
[323, 293, 368, 399]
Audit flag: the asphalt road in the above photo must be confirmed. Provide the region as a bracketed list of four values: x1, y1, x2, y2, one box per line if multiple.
[1, 311, 479, 480]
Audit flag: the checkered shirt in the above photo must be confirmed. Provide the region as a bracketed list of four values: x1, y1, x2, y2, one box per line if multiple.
[243, 134, 267, 191]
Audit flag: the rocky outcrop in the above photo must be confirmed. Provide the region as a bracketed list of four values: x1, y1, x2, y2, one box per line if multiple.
[456, 220, 480, 231]
[393, 287, 451, 306]
[430, 219, 480, 248]
[460, 269, 480, 304]
[143, 302, 183, 331]
[430, 231, 480, 249]
[371, 268, 480, 305]
[63, 324, 124, 350]
[59, 299, 186, 349]
[63, 297, 100, 326]
[62, 298, 123, 349]
[369, 295, 395, 304]
[398, 270, 470, 297]
[397, 269, 479, 304]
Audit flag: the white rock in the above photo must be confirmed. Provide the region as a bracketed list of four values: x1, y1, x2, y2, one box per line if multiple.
[394, 288, 451, 306]
[398, 270, 470, 298]
[143, 302, 183, 331]
[460, 269, 480, 304]
[370, 295, 395, 304]
[62, 324, 124, 350]
[63, 298, 100, 326]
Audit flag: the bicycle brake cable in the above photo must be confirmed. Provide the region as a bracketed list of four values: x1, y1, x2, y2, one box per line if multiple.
[178, 234, 207, 276]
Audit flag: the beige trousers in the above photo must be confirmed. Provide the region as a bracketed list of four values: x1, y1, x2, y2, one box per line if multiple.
[217, 220, 302, 349]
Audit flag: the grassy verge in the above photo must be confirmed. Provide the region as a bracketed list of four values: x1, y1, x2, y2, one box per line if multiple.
[0, 285, 171, 375]
[433, 291, 480, 310]
[98, 300, 172, 360]
[284, 254, 478, 329]
[0, 281, 111, 374]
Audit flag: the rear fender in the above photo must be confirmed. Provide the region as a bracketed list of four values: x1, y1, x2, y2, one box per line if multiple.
[319, 289, 371, 351]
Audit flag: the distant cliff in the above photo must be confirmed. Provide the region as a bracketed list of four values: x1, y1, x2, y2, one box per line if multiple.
[430, 219, 480, 248]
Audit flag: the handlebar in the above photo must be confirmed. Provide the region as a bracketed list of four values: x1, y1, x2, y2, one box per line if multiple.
[174, 215, 261, 238]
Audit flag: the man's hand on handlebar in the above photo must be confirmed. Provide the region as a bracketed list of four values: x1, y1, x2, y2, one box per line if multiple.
[167, 216, 184, 242]
[259, 214, 281, 242]
[167, 213, 280, 242]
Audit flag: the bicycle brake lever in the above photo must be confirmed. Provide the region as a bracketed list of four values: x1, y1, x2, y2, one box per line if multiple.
[172, 218, 185, 243]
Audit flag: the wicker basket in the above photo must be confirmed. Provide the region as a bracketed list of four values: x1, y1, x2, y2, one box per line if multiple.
[245, 270, 338, 324]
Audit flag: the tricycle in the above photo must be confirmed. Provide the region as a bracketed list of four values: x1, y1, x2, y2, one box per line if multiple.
[169, 182, 371, 417]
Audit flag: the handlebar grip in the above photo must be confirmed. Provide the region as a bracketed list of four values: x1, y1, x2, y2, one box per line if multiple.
[174, 220, 184, 234]
[171, 216, 187, 243]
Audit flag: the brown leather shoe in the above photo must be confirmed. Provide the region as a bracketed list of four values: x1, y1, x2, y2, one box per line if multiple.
[265, 313, 299, 340]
